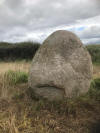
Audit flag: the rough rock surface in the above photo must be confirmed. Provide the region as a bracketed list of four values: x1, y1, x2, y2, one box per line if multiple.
[28, 30, 93, 101]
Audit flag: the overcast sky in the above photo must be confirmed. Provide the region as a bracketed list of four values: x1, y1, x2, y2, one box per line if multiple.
[0, 0, 100, 44]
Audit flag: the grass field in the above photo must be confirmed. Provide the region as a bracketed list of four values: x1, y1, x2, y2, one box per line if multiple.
[0, 61, 100, 78]
[0, 61, 30, 74]
[0, 61, 100, 133]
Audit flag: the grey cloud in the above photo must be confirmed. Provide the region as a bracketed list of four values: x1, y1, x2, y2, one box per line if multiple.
[0, 0, 100, 43]
[83, 38, 100, 44]
[24, 0, 100, 30]
[77, 25, 100, 39]
[5, 0, 23, 8]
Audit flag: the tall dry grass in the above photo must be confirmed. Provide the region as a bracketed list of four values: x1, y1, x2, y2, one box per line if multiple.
[0, 61, 30, 99]
[0, 61, 100, 133]
[0, 61, 30, 74]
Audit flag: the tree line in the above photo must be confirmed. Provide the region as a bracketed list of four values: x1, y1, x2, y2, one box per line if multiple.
[86, 44, 100, 64]
[0, 41, 100, 64]
[0, 41, 40, 61]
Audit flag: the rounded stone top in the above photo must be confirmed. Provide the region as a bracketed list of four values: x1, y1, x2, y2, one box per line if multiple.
[43, 30, 83, 48]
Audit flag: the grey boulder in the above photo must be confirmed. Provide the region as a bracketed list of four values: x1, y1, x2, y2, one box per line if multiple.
[28, 30, 93, 101]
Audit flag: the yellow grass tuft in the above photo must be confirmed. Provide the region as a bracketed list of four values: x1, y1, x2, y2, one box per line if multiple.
[93, 65, 100, 79]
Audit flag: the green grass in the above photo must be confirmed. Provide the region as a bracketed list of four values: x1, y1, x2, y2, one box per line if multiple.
[4, 70, 28, 85]
[86, 78, 100, 101]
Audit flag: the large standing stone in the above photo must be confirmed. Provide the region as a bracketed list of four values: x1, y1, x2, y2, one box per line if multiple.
[28, 30, 93, 101]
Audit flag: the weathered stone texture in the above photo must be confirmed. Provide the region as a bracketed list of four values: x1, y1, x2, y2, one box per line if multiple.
[29, 30, 93, 100]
